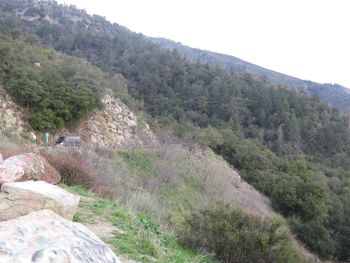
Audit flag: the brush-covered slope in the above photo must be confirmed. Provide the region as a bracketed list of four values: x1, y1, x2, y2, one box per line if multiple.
[43, 144, 312, 263]
[151, 37, 350, 112]
[65, 185, 217, 263]
[0, 131, 312, 262]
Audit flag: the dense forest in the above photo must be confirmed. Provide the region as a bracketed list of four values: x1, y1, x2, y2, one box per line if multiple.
[0, 0, 349, 261]
[152, 37, 350, 112]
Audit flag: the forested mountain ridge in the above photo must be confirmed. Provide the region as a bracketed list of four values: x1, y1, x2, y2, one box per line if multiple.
[151, 37, 350, 112]
[0, 0, 350, 261]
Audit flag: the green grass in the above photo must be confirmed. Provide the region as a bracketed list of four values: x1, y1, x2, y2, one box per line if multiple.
[116, 148, 205, 221]
[66, 185, 216, 263]
[68, 185, 92, 197]
[117, 150, 157, 177]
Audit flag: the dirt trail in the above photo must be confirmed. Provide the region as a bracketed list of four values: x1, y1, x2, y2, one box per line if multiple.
[76, 195, 138, 263]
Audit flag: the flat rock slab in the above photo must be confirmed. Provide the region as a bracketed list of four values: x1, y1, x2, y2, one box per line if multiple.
[0, 209, 120, 262]
[0, 153, 61, 185]
[0, 181, 80, 221]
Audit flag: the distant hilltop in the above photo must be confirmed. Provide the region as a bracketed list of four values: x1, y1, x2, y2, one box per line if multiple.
[151, 37, 350, 112]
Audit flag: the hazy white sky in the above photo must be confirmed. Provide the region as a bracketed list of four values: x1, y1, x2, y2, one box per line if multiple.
[56, 0, 350, 88]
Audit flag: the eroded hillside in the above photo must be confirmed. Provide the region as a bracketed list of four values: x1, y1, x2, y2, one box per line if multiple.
[77, 93, 156, 148]
[0, 84, 31, 137]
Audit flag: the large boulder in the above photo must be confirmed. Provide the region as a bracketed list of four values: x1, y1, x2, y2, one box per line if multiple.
[0, 209, 120, 262]
[0, 153, 61, 185]
[0, 180, 79, 221]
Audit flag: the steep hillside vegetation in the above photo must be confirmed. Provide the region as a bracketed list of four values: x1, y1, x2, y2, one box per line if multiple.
[66, 185, 217, 263]
[46, 144, 309, 263]
[0, 0, 349, 260]
[151, 37, 350, 112]
[0, 34, 103, 131]
[0, 132, 310, 262]
[0, 34, 154, 147]
[0, 34, 139, 133]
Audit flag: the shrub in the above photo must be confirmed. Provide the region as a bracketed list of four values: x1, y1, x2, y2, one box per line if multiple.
[127, 191, 162, 217]
[271, 175, 328, 221]
[180, 203, 305, 263]
[42, 151, 97, 190]
[1, 37, 103, 132]
[289, 217, 337, 258]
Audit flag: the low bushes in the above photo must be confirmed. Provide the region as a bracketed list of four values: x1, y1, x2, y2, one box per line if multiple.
[42, 151, 97, 190]
[180, 203, 305, 263]
[40, 148, 122, 200]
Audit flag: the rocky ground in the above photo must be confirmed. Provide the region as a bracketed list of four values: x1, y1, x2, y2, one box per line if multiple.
[0, 84, 31, 138]
[0, 153, 121, 262]
[77, 93, 157, 148]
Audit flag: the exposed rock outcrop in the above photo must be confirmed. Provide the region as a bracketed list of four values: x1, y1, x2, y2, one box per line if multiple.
[1, 82, 156, 149]
[0, 85, 30, 137]
[77, 93, 156, 148]
[0, 209, 120, 262]
[0, 153, 61, 185]
[0, 181, 79, 221]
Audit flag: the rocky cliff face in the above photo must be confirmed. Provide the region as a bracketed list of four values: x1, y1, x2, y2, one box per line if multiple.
[77, 93, 157, 148]
[0, 85, 31, 137]
[0, 84, 156, 148]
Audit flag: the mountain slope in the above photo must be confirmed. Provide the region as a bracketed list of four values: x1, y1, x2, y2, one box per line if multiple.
[1, 0, 350, 260]
[151, 37, 350, 112]
[45, 144, 313, 263]
[0, 34, 153, 146]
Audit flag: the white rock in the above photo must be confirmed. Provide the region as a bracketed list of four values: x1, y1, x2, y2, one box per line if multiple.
[0, 153, 2, 162]
[0, 86, 27, 135]
[77, 92, 157, 148]
[0, 180, 79, 221]
[0, 209, 120, 263]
